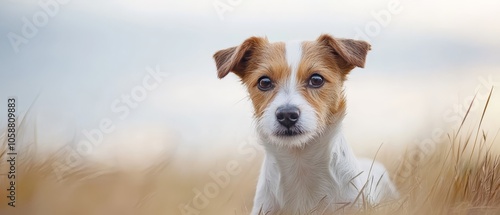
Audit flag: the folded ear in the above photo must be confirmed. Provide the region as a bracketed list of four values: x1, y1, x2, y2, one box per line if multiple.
[317, 34, 371, 72]
[213, 37, 267, 79]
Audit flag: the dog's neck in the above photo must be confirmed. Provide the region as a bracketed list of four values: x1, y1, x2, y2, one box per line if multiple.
[258, 115, 362, 213]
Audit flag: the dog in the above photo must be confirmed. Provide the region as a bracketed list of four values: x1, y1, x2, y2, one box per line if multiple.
[213, 34, 398, 214]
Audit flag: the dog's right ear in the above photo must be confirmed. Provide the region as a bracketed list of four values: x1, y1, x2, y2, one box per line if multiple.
[213, 37, 266, 79]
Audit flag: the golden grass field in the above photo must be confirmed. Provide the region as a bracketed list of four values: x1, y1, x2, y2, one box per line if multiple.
[0, 92, 499, 215]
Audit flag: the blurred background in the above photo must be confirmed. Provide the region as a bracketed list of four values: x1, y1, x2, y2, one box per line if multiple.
[0, 0, 500, 213]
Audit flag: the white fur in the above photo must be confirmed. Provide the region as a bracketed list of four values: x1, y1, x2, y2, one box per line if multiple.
[252, 124, 398, 214]
[251, 41, 398, 215]
[285, 40, 302, 88]
[257, 90, 318, 148]
[257, 41, 318, 148]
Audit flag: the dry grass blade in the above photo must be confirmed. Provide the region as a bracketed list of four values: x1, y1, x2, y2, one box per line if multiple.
[456, 92, 478, 137]
[470, 87, 494, 162]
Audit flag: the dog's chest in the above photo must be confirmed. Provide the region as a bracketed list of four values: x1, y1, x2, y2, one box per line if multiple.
[276, 163, 338, 213]
[267, 143, 360, 213]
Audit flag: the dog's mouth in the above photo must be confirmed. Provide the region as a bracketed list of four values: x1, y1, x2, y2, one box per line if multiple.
[274, 127, 304, 137]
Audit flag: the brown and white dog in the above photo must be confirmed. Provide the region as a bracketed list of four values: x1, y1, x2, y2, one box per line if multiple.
[213, 34, 398, 215]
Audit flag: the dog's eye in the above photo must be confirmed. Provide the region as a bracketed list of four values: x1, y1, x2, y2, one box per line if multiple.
[258, 76, 274, 91]
[308, 74, 324, 88]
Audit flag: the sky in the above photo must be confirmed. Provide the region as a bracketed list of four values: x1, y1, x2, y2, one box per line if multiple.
[0, 0, 499, 161]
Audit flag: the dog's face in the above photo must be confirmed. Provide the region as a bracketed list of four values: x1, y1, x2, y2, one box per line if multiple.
[214, 35, 370, 147]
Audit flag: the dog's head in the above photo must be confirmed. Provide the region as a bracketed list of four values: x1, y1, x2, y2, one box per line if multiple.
[214, 34, 370, 147]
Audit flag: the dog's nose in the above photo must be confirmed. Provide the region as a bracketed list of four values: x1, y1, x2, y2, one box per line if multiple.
[276, 106, 300, 128]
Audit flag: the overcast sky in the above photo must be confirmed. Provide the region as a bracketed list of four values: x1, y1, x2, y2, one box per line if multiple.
[1, 0, 499, 158]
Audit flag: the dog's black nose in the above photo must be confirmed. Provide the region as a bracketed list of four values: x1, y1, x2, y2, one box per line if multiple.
[276, 106, 300, 128]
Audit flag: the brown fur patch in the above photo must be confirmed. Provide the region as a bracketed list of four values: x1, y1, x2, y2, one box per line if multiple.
[242, 42, 288, 118]
[213, 38, 289, 118]
[316, 34, 371, 71]
[213, 37, 269, 79]
[296, 40, 346, 126]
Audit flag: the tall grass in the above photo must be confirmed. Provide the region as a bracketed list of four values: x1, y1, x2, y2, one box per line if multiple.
[0, 89, 499, 215]
[387, 88, 500, 215]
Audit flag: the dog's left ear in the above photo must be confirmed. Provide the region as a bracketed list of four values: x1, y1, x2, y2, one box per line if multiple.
[317, 34, 371, 72]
